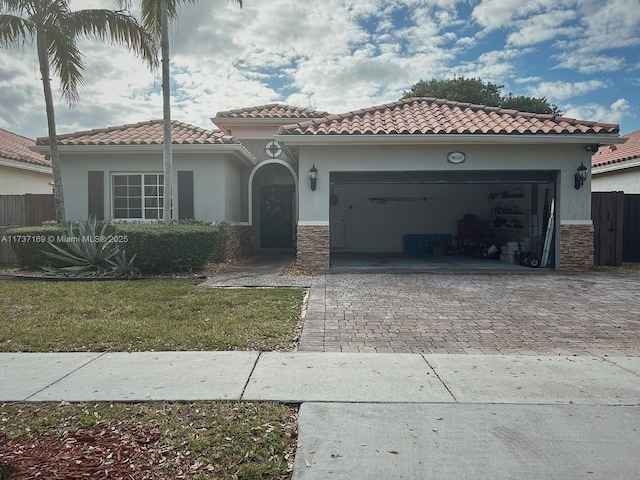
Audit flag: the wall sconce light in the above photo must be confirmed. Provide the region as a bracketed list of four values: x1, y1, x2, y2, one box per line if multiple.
[308, 164, 318, 191]
[574, 161, 588, 189]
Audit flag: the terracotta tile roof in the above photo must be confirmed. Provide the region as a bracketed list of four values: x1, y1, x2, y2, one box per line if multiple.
[214, 103, 331, 119]
[278, 97, 620, 136]
[592, 129, 640, 168]
[0, 127, 50, 167]
[35, 120, 237, 146]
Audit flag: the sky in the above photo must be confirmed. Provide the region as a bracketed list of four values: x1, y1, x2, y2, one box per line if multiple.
[1, 0, 639, 141]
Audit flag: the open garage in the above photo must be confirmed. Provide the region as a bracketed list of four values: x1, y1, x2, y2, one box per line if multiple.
[329, 171, 556, 269]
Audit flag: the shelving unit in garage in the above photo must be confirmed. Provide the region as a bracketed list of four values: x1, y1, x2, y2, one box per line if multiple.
[490, 188, 529, 245]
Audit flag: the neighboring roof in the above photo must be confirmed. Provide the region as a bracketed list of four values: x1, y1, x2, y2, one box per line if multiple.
[214, 103, 331, 120]
[278, 97, 620, 137]
[35, 120, 238, 146]
[0, 127, 50, 167]
[592, 129, 640, 168]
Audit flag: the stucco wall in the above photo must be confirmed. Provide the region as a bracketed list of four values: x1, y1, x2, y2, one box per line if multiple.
[0, 165, 52, 195]
[59, 151, 243, 222]
[592, 167, 640, 193]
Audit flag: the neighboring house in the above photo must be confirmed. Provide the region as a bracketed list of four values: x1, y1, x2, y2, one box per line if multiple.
[591, 129, 640, 193]
[0, 127, 52, 194]
[32, 98, 624, 270]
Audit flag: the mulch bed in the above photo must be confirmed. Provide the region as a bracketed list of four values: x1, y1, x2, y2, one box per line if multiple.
[0, 422, 193, 479]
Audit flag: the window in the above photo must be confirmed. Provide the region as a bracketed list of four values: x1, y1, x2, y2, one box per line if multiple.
[112, 174, 164, 220]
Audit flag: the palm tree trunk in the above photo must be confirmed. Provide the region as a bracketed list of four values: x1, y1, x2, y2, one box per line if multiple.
[37, 28, 66, 224]
[161, 0, 172, 223]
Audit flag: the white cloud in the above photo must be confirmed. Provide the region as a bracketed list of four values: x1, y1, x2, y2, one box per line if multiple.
[529, 80, 607, 101]
[514, 76, 543, 84]
[505, 10, 580, 47]
[561, 98, 633, 126]
[471, 0, 563, 31]
[553, 52, 626, 74]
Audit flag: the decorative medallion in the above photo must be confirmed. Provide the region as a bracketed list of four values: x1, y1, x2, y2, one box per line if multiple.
[265, 140, 282, 158]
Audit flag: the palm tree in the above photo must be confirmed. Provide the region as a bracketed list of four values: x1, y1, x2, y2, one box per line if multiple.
[0, 0, 158, 224]
[119, 0, 243, 223]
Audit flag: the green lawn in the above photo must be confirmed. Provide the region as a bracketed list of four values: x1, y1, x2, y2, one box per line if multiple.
[0, 279, 304, 352]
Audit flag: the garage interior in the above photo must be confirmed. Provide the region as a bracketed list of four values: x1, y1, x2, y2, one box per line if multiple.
[329, 171, 557, 270]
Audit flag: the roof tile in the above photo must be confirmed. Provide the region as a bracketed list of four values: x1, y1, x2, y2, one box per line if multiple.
[279, 97, 619, 136]
[214, 103, 331, 119]
[592, 129, 640, 167]
[0, 128, 50, 167]
[35, 120, 236, 146]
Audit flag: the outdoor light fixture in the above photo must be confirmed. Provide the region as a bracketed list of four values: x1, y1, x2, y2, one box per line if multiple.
[309, 164, 318, 191]
[574, 161, 589, 189]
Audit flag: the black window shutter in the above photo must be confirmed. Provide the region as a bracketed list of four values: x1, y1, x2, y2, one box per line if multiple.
[177, 171, 194, 220]
[88, 171, 104, 220]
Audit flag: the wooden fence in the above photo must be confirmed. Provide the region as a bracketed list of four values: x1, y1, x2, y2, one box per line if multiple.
[0, 194, 56, 264]
[592, 192, 640, 266]
[623, 194, 640, 263]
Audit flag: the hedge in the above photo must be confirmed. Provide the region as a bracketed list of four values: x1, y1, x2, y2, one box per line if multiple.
[7, 223, 220, 273]
[115, 223, 218, 272]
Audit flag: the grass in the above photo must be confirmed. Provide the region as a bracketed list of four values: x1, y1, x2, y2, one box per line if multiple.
[0, 401, 298, 479]
[0, 279, 304, 478]
[0, 279, 304, 352]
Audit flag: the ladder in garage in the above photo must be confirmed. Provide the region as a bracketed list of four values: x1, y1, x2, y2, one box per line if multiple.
[541, 199, 555, 268]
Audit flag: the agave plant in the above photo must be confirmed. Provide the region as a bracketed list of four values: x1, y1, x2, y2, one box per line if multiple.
[107, 249, 140, 278]
[42, 218, 122, 275]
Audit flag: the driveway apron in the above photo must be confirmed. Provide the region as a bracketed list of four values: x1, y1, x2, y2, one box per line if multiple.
[204, 258, 640, 356]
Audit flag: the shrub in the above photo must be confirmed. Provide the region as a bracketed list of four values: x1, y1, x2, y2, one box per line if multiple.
[115, 223, 218, 272]
[9, 222, 219, 273]
[7, 225, 67, 269]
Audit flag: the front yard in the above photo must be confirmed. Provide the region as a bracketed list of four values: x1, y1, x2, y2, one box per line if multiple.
[0, 279, 304, 352]
[0, 278, 305, 479]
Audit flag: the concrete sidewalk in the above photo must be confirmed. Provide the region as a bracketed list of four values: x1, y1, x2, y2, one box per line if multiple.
[2, 351, 639, 404]
[2, 351, 639, 479]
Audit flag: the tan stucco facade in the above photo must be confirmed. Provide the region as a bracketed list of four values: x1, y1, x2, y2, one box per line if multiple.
[0, 161, 52, 195]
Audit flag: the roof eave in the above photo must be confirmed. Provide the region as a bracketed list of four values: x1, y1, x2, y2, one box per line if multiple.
[0, 157, 53, 174]
[274, 133, 624, 146]
[592, 157, 640, 175]
[31, 143, 257, 166]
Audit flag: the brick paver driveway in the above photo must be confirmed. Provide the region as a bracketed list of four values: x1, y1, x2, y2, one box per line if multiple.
[300, 271, 640, 356]
[205, 257, 640, 356]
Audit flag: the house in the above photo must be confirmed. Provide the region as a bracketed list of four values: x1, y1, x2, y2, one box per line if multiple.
[591, 129, 640, 193]
[32, 98, 624, 271]
[0, 127, 52, 194]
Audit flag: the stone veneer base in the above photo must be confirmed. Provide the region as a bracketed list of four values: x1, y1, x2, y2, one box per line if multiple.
[559, 223, 594, 271]
[296, 225, 330, 271]
[224, 224, 255, 261]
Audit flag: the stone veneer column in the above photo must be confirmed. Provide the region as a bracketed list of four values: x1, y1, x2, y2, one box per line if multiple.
[296, 224, 330, 271]
[224, 224, 255, 261]
[559, 223, 594, 270]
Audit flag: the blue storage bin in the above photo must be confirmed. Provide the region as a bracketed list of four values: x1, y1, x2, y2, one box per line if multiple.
[404, 234, 451, 253]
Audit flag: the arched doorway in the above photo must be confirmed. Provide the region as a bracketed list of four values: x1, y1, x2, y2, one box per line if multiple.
[249, 161, 297, 251]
